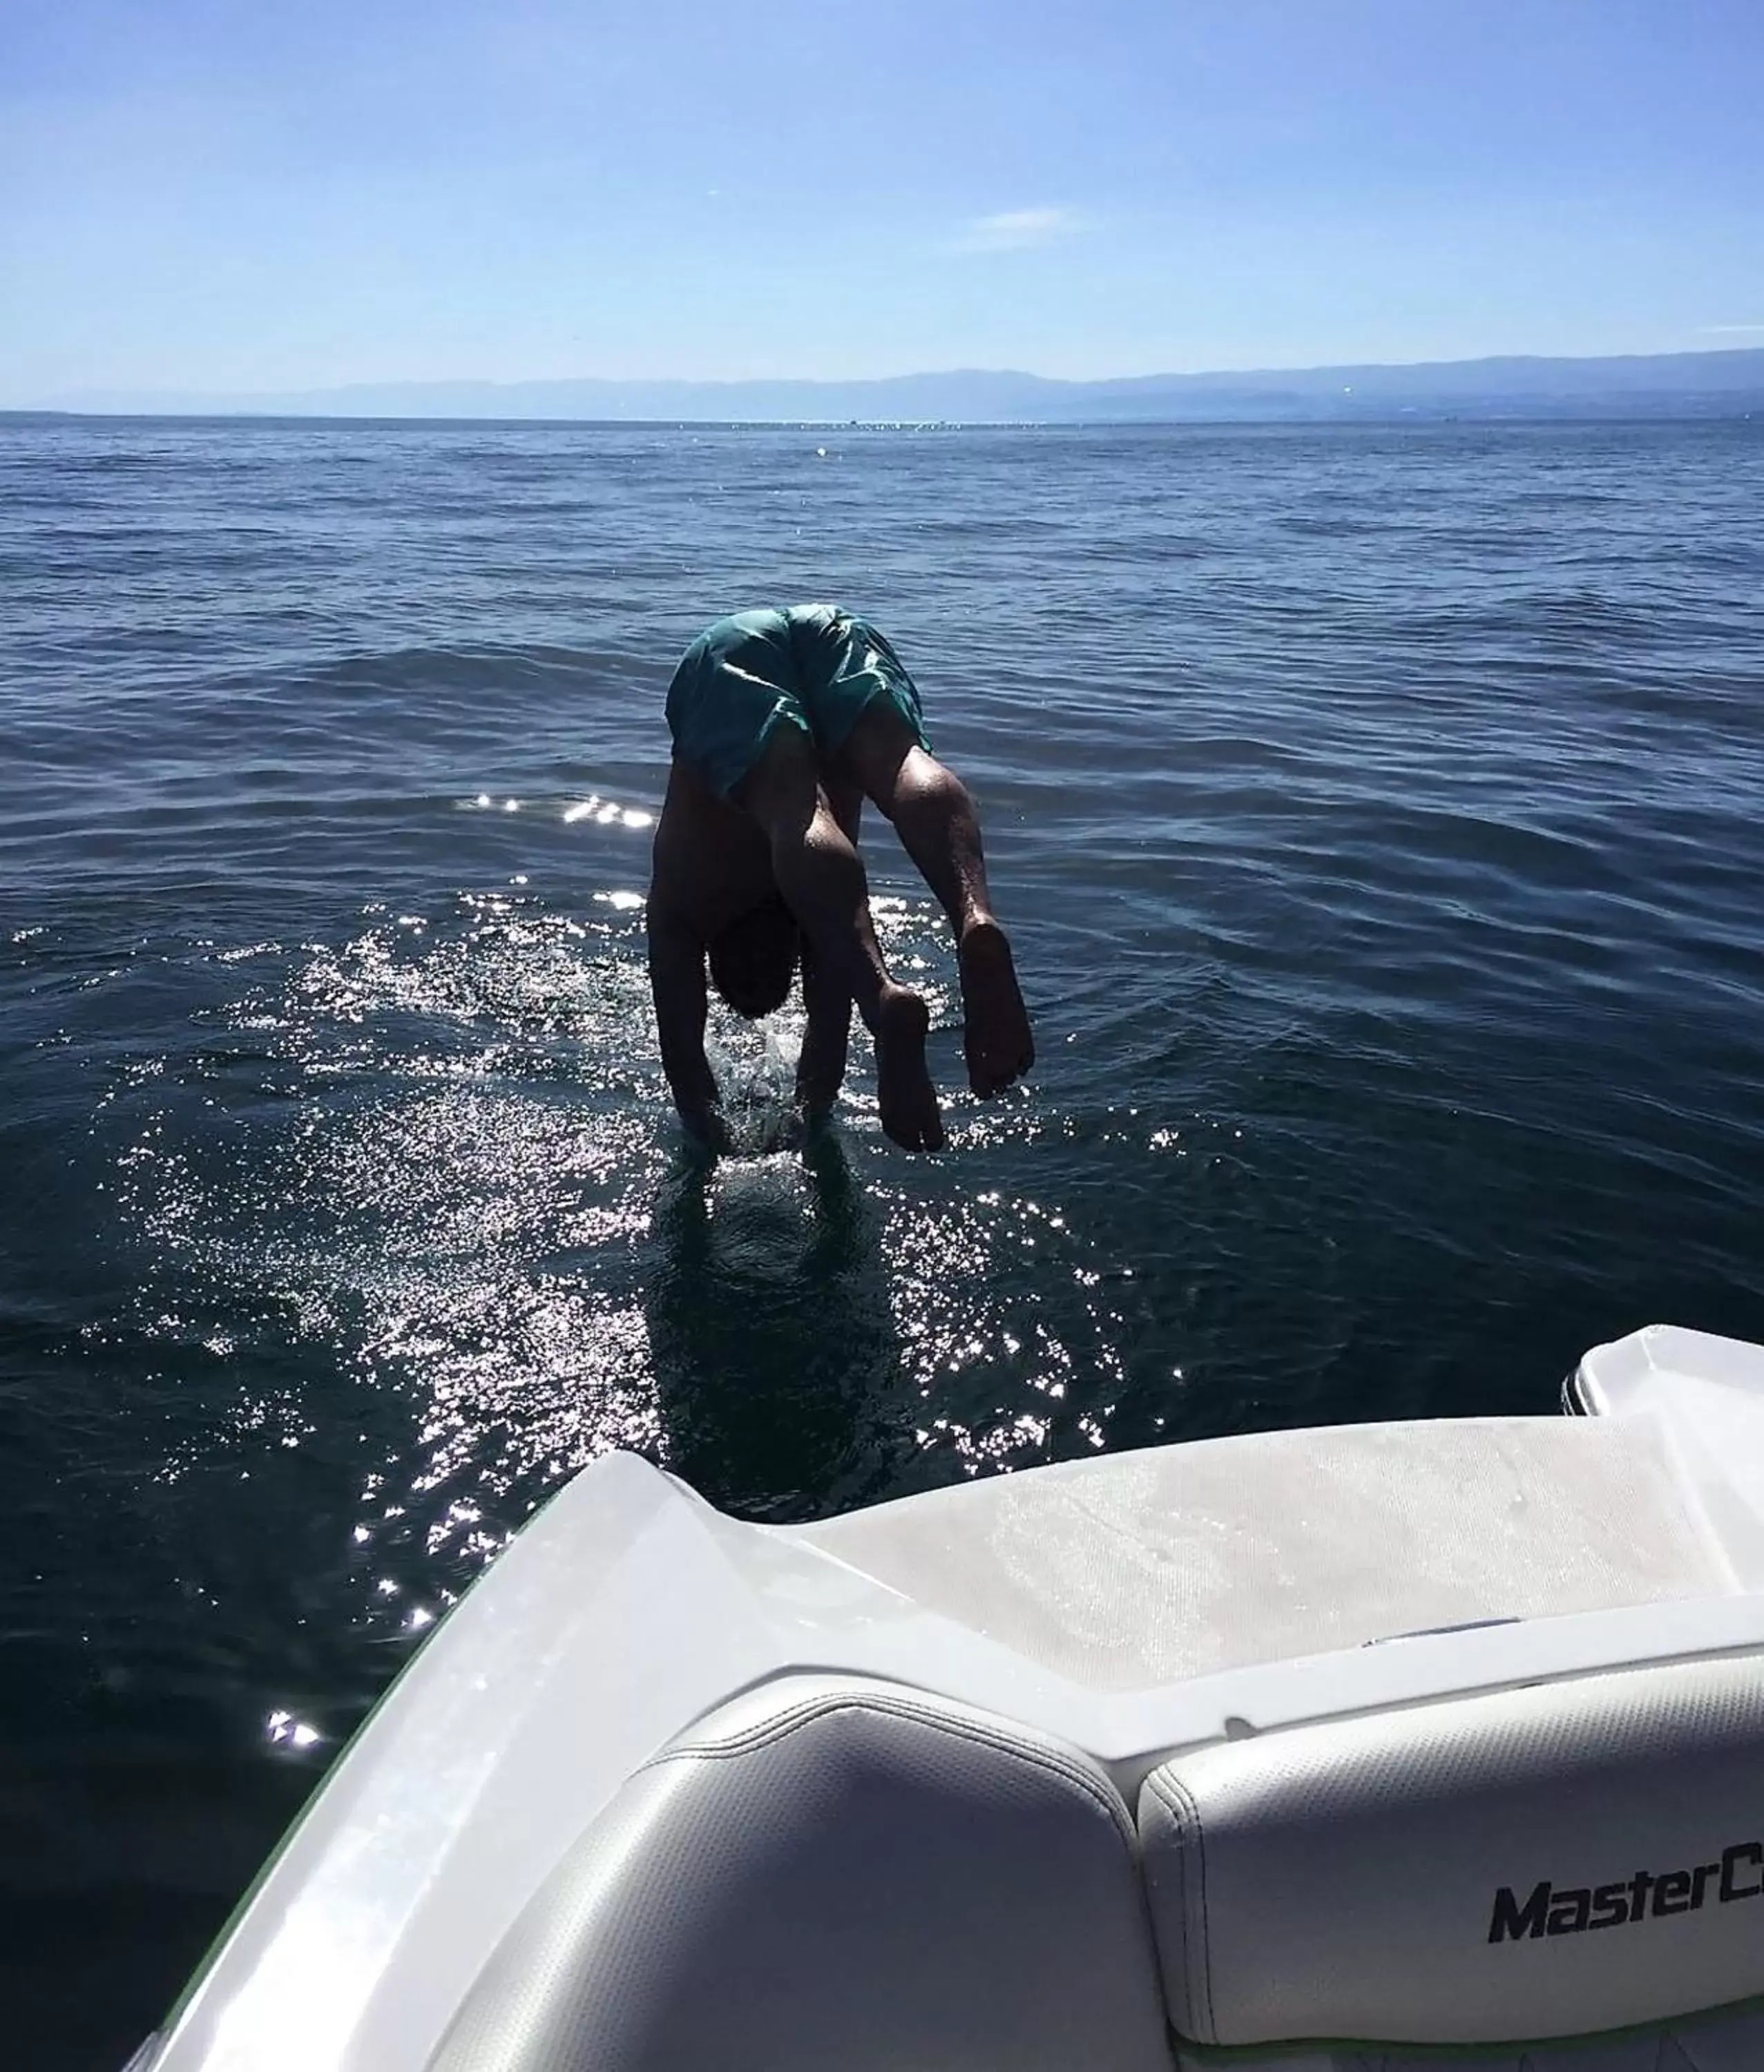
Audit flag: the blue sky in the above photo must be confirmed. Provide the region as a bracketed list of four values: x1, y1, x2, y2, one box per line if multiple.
[3, 0, 1761, 400]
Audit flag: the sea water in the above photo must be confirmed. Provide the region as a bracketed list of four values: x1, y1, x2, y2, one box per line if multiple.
[3, 414, 1763, 2064]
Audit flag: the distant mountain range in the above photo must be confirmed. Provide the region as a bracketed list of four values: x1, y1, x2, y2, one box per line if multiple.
[19, 348, 1764, 423]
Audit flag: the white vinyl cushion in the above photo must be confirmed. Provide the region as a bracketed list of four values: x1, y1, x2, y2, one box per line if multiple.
[1139, 1653, 1764, 2049]
[1167, 1993, 1764, 2071]
[429, 1674, 1173, 2072]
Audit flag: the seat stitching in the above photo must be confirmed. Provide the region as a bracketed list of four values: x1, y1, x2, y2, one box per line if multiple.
[658, 1692, 1130, 1838]
[1145, 1772, 1195, 2041]
[1190, 1778, 1214, 2042]
[1147, 1767, 1211, 2043]
[643, 1689, 1138, 1849]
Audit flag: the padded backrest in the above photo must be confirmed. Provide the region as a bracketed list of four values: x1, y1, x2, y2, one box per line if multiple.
[1138, 1653, 1764, 2051]
[430, 1673, 1173, 2072]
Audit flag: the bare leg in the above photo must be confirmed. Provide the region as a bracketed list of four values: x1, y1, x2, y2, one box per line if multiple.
[794, 778, 861, 1120]
[836, 703, 1035, 1098]
[735, 731, 943, 1152]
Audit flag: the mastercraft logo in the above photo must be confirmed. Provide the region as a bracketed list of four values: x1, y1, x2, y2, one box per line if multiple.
[1489, 1842, 1764, 1941]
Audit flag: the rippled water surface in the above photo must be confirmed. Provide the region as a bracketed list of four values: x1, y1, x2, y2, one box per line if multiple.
[4, 414, 1764, 2064]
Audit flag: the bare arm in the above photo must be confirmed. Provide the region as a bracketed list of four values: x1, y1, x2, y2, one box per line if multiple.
[646, 900, 723, 1146]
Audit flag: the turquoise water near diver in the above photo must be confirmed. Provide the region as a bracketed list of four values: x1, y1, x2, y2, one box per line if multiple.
[3, 414, 1764, 2064]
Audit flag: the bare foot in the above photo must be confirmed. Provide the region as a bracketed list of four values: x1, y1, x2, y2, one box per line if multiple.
[874, 987, 945, 1151]
[958, 918, 1034, 1097]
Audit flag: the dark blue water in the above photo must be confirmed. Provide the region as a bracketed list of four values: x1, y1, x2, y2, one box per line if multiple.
[4, 414, 1764, 2066]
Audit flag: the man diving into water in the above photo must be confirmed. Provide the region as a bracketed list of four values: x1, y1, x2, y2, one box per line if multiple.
[646, 604, 1034, 1153]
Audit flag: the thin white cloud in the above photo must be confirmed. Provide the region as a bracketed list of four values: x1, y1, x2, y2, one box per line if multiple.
[948, 207, 1082, 255]
[1698, 324, 1764, 334]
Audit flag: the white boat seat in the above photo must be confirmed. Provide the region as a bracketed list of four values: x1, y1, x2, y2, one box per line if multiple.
[428, 1673, 1174, 2072]
[1138, 1651, 1764, 2054]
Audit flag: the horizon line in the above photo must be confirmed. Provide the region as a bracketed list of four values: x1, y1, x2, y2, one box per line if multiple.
[17, 340, 1764, 413]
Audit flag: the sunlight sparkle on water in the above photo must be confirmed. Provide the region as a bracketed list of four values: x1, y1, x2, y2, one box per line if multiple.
[266, 1711, 324, 1750]
[113, 876, 1137, 1665]
[565, 795, 653, 829]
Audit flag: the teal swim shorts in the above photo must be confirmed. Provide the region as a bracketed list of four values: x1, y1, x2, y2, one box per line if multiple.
[664, 603, 932, 797]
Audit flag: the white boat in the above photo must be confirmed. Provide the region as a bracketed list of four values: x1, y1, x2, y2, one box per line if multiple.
[131, 1323, 1764, 2070]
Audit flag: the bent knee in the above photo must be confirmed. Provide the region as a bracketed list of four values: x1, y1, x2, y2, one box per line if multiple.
[887, 751, 971, 827]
